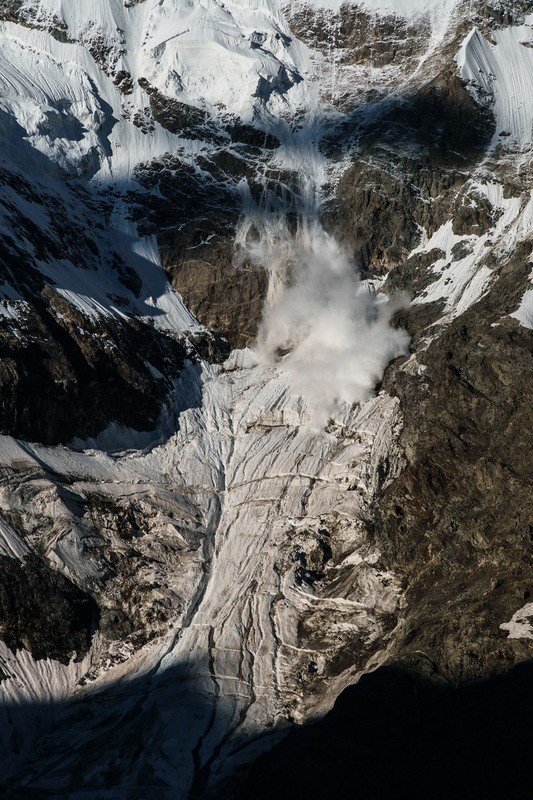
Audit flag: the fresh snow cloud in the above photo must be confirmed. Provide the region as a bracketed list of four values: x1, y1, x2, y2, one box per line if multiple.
[248, 217, 409, 424]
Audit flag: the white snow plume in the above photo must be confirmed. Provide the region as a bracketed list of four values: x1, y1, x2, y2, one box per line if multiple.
[249, 217, 409, 424]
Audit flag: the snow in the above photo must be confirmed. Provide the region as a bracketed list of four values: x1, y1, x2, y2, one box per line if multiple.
[412, 182, 531, 318]
[411, 218, 489, 314]
[512, 287, 533, 328]
[512, 288, 533, 327]
[35, 221, 200, 332]
[0, 352, 405, 791]
[511, 265, 533, 329]
[0, 0, 527, 793]
[124, 360, 403, 777]
[456, 25, 533, 153]
[8, 0, 314, 128]
[0, 517, 31, 560]
[500, 603, 533, 640]
[0, 0, 330, 336]
[0, 300, 28, 320]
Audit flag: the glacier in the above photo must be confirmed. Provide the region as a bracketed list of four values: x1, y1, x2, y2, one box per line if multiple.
[0, 0, 533, 797]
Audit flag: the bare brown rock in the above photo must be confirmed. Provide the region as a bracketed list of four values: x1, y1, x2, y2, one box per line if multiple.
[0, 554, 99, 664]
[325, 73, 494, 271]
[378, 241, 533, 683]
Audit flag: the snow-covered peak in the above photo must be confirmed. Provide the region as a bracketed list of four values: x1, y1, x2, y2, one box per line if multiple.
[14, 0, 312, 119]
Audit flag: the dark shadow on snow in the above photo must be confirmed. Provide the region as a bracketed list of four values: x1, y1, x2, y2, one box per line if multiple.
[2, 653, 533, 799]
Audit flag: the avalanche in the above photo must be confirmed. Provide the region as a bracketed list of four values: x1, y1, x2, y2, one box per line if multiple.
[1, 1, 533, 798]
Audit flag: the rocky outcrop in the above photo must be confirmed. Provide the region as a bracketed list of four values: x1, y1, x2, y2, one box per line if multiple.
[0, 554, 98, 664]
[137, 78, 220, 141]
[0, 1, 71, 41]
[325, 73, 494, 272]
[377, 240, 533, 682]
[133, 152, 270, 349]
[288, 3, 427, 72]
[0, 158, 203, 445]
[164, 252, 268, 350]
[0, 297, 187, 445]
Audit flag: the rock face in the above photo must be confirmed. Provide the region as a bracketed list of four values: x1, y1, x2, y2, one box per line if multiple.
[378, 245, 533, 683]
[132, 152, 270, 349]
[0, 162, 195, 444]
[0, 554, 98, 664]
[0, 0, 532, 798]
[325, 73, 494, 272]
[0, 300, 188, 444]
[287, 3, 428, 75]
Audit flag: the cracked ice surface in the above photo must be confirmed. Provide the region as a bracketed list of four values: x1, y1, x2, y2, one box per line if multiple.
[0, 352, 404, 795]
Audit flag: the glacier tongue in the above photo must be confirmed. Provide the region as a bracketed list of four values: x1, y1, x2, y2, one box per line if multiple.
[0, 351, 404, 795]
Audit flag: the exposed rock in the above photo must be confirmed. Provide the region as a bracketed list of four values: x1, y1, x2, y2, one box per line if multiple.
[83, 490, 205, 648]
[385, 248, 446, 296]
[165, 251, 268, 349]
[473, 0, 533, 27]
[0, 161, 198, 445]
[228, 122, 280, 150]
[113, 69, 134, 94]
[287, 3, 427, 71]
[133, 154, 268, 349]
[452, 189, 499, 235]
[0, 2, 72, 41]
[0, 0, 24, 23]
[0, 554, 98, 664]
[0, 298, 187, 444]
[325, 74, 494, 271]
[330, 162, 423, 272]
[137, 78, 220, 140]
[378, 240, 533, 682]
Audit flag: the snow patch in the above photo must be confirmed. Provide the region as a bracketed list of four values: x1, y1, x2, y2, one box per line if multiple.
[456, 25, 533, 153]
[500, 602, 533, 640]
[511, 266, 533, 329]
[412, 182, 527, 318]
[0, 517, 31, 560]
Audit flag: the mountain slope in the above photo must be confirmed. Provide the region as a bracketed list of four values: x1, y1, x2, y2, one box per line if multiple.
[0, 0, 532, 797]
